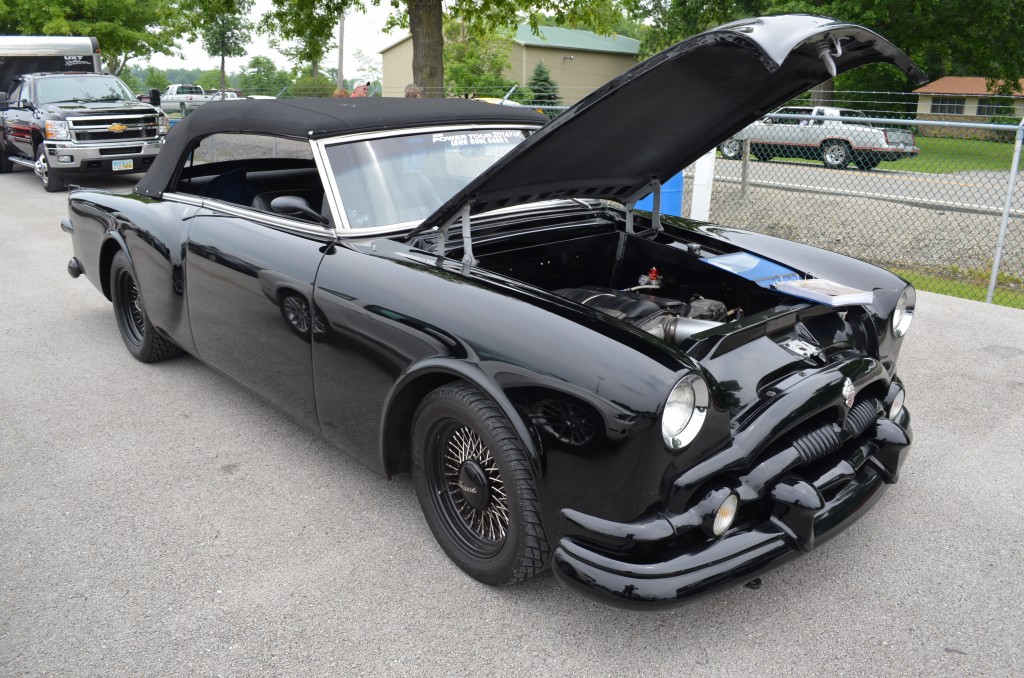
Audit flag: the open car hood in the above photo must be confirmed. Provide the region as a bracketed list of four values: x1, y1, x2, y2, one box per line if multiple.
[409, 14, 926, 237]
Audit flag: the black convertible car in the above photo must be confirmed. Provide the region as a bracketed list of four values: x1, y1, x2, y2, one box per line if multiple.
[61, 15, 922, 608]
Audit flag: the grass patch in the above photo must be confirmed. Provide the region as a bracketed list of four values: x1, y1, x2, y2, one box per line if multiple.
[889, 267, 1024, 309]
[884, 136, 1016, 174]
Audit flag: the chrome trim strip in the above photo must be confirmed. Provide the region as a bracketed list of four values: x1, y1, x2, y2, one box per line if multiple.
[161, 192, 207, 208]
[196, 198, 338, 241]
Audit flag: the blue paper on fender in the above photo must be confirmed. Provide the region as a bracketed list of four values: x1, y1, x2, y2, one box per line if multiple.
[702, 252, 799, 289]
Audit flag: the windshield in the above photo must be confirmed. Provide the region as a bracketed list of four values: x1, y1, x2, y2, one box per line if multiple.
[324, 129, 528, 229]
[36, 75, 136, 105]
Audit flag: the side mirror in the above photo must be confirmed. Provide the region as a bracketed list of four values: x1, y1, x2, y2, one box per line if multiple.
[0, 92, 8, 112]
[270, 195, 329, 225]
[149, 88, 161, 109]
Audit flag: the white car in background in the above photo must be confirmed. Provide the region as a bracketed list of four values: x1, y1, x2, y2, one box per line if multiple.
[719, 105, 920, 170]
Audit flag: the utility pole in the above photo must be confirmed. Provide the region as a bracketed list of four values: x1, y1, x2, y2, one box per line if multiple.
[337, 12, 346, 88]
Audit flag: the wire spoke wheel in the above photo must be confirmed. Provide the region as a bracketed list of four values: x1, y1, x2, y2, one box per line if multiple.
[109, 250, 182, 363]
[281, 294, 311, 335]
[412, 383, 550, 585]
[439, 424, 509, 552]
[116, 268, 146, 345]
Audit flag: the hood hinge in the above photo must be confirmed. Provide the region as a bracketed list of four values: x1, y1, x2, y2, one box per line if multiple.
[624, 177, 664, 235]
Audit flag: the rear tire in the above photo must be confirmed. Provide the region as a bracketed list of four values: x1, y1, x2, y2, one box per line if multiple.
[110, 250, 182, 363]
[412, 383, 549, 585]
[718, 138, 743, 160]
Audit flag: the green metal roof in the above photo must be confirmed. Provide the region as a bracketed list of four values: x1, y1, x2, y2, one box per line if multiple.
[513, 24, 640, 55]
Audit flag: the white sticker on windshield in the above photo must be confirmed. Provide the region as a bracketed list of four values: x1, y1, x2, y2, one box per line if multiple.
[431, 130, 522, 147]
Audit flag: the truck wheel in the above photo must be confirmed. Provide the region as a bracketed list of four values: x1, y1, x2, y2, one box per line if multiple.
[821, 141, 851, 169]
[0, 147, 12, 173]
[36, 148, 67, 192]
[718, 138, 743, 160]
[179, 103, 188, 117]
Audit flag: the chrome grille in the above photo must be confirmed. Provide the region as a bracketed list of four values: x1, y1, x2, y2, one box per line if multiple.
[67, 115, 160, 144]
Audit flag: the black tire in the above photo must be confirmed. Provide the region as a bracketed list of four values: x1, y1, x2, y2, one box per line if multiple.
[0, 147, 12, 173]
[718, 138, 743, 160]
[821, 141, 851, 169]
[855, 157, 880, 171]
[110, 250, 182, 363]
[412, 383, 549, 585]
[179, 103, 188, 117]
[36, 147, 67, 192]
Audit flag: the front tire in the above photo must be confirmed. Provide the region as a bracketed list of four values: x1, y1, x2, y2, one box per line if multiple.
[36, 148, 67, 192]
[110, 251, 182, 363]
[412, 383, 549, 585]
[0, 146, 12, 173]
[821, 141, 851, 169]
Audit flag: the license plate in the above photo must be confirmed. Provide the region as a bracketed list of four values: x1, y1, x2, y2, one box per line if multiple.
[112, 159, 133, 171]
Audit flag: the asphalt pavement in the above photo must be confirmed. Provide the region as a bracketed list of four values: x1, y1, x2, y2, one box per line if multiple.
[2, 166, 1023, 676]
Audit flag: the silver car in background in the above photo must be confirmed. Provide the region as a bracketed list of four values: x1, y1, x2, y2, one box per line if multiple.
[719, 105, 920, 170]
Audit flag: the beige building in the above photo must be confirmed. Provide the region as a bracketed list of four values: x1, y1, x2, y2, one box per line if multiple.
[381, 24, 640, 105]
[913, 77, 1024, 138]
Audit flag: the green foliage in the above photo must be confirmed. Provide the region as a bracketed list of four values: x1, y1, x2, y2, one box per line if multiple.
[196, 69, 226, 91]
[0, 0, 179, 74]
[442, 19, 524, 100]
[120, 69, 144, 93]
[238, 55, 293, 96]
[144, 67, 171, 91]
[528, 62, 561, 116]
[258, 0, 353, 76]
[289, 73, 336, 97]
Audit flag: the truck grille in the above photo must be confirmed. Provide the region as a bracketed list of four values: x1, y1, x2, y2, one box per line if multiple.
[67, 115, 160, 144]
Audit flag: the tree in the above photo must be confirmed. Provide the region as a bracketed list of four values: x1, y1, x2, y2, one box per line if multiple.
[442, 18, 524, 100]
[0, 0, 179, 75]
[196, 69, 227, 91]
[528, 62, 561, 116]
[258, 0, 354, 78]
[144, 66, 172, 91]
[238, 55, 293, 96]
[199, 0, 253, 94]
[290, 74, 336, 97]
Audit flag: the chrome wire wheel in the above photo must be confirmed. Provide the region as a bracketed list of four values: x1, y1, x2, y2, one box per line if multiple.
[443, 425, 509, 545]
[412, 383, 550, 585]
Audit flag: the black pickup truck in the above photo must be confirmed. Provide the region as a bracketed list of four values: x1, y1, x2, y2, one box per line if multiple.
[0, 72, 168, 192]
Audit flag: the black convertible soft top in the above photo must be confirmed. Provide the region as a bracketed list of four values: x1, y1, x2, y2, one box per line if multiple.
[135, 97, 546, 198]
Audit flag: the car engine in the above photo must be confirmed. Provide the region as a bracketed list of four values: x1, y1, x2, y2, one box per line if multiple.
[553, 284, 739, 345]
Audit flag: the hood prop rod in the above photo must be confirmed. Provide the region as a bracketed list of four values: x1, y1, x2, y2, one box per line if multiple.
[434, 202, 477, 274]
[624, 177, 663, 235]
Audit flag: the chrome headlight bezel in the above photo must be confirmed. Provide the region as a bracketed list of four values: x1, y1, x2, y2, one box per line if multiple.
[45, 120, 70, 140]
[661, 373, 709, 449]
[892, 286, 915, 337]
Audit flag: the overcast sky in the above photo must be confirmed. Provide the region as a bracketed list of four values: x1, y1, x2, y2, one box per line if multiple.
[147, 1, 402, 81]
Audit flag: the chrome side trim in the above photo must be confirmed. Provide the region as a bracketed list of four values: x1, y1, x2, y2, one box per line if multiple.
[197, 198, 338, 241]
[162, 192, 206, 208]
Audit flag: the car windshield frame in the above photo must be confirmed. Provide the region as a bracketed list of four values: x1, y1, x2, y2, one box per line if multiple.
[35, 75, 137, 105]
[312, 125, 536, 236]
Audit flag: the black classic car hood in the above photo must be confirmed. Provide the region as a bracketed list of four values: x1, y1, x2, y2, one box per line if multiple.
[410, 14, 926, 236]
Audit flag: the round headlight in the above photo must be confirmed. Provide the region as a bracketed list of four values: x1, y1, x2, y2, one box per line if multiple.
[661, 373, 709, 449]
[713, 493, 739, 536]
[892, 286, 915, 337]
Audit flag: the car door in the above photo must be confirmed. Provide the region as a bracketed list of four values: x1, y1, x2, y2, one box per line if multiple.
[3, 80, 34, 158]
[181, 133, 333, 431]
